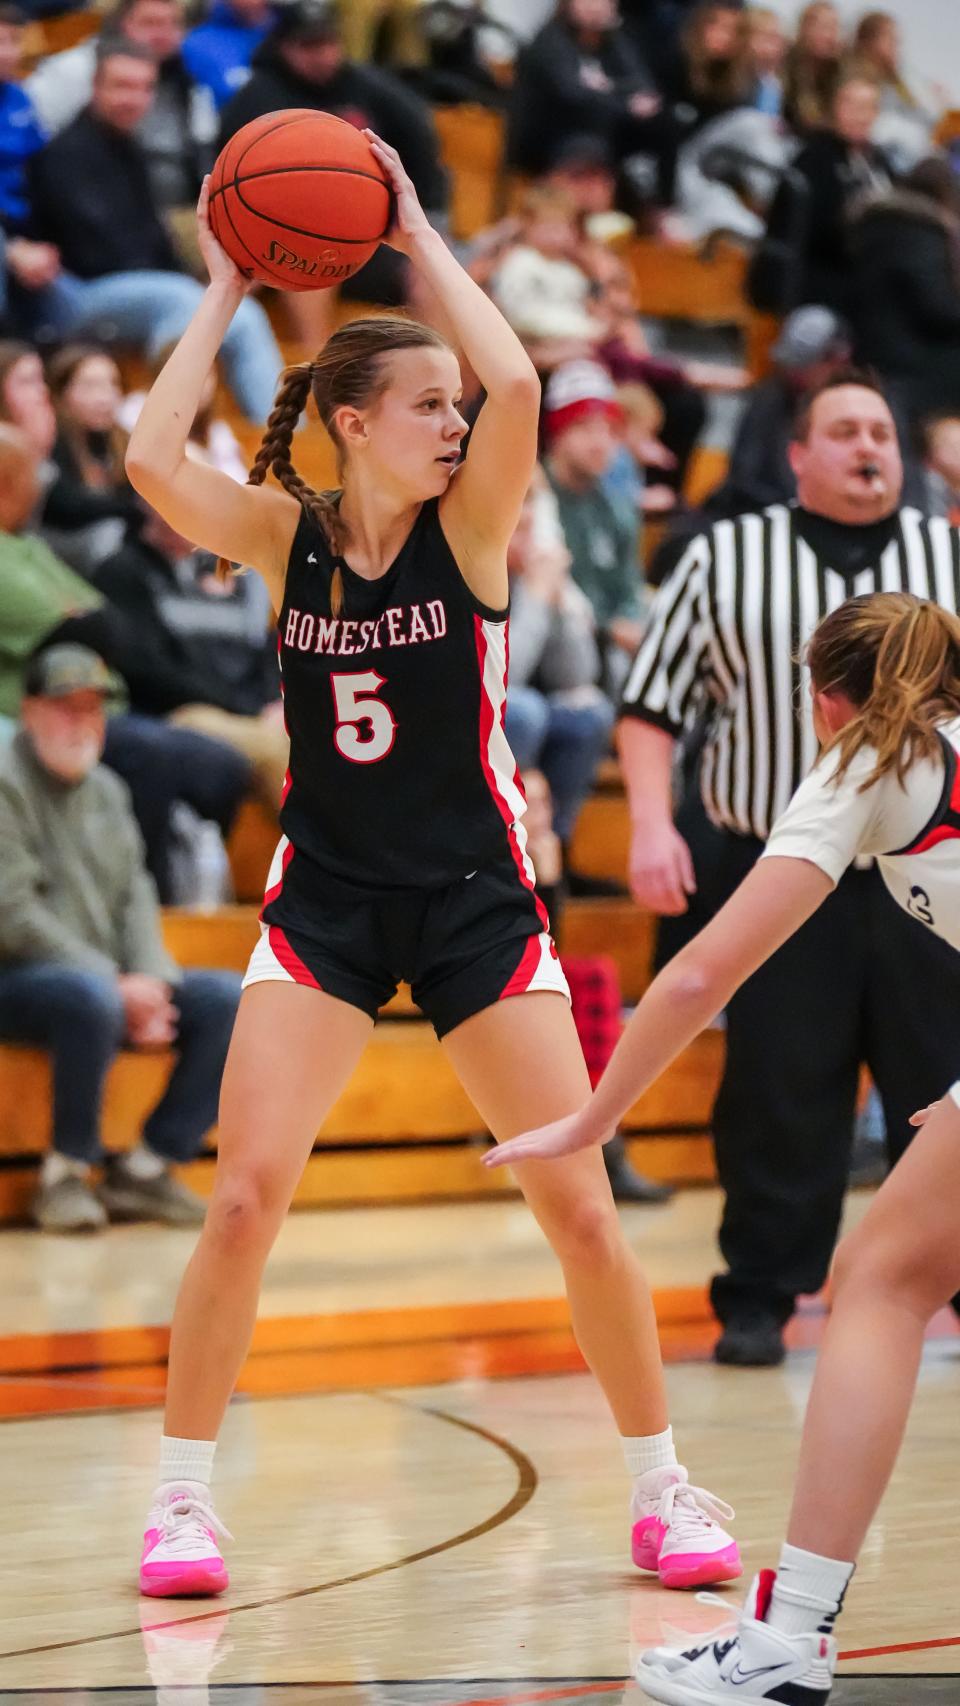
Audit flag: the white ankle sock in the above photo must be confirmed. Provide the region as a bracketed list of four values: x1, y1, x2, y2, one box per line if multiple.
[622, 1426, 678, 1478]
[157, 1434, 217, 1492]
[767, 1542, 855, 1637]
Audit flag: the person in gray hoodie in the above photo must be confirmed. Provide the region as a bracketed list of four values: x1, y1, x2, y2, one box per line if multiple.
[0, 643, 240, 1232]
[504, 470, 615, 855]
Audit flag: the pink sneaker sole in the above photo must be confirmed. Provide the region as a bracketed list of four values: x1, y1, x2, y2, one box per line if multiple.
[140, 1562, 229, 1598]
[632, 1520, 742, 1589]
[658, 1542, 743, 1591]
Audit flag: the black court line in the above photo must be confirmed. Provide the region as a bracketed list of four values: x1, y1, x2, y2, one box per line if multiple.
[0, 1394, 537, 1665]
[0, 1678, 958, 1703]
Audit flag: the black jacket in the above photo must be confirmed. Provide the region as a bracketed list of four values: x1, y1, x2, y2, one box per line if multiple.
[848, 188, 960, 421]
[507, 18, 654, 174]
[758, 131, 890, 313]
[218, 52, 447, 212]
[27, 111, 180, 278]
[94, 537, 277, 718]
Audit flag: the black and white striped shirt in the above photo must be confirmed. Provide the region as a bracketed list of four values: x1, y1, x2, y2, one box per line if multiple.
[621, 503, 960, 841]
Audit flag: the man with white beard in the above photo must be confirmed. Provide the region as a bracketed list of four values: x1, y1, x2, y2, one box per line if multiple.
[0, 644, 240, 1232]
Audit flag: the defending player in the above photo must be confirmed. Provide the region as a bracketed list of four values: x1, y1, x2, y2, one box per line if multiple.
[487, 589, 960, 1704]
[125, 135, 740, 1597]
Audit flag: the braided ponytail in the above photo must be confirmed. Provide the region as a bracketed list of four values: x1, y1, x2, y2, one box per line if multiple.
[226, 315, 450, 618]
[219, 361, 347, 612]
[808, 591, 960, 789]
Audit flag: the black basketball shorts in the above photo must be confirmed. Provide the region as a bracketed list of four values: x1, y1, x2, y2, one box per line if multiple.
[243, 836, 570, 1038]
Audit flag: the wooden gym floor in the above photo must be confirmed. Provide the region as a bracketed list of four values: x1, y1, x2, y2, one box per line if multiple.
[0, 1189, 958, 1703]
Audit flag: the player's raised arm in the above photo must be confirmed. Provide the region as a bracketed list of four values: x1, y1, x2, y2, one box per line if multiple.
[125, 178, 299, 606]
[365, 131, 540, 605]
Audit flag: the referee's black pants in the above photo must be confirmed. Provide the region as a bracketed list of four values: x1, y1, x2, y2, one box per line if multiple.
[657, 792, 960, 1328]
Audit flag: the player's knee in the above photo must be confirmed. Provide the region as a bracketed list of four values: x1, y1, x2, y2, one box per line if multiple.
[833, 1221, 938, 1316]
[205, 1169, 277, 1255]
[550, 1191, 622, 1268]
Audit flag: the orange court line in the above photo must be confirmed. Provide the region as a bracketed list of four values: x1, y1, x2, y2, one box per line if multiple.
[0, 1314, 717, 1419]
[840, 1633, 960, 1660]
[0, 1286, 712, 1376]
[441, 1685, 624, 1706]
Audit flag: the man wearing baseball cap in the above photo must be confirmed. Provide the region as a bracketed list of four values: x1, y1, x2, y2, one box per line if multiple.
[0, 645, 240, 1233]
[544, 360, 645, 697]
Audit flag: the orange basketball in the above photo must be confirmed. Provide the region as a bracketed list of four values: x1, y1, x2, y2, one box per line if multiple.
[208, 109, 393, 293]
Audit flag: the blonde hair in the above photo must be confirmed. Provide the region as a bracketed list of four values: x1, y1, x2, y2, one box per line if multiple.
[223, 315, 450, 614]
[808, 591, 960, 789]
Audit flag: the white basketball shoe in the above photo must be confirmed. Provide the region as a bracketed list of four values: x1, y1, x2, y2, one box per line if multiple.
[636, 1569, 837, 1703]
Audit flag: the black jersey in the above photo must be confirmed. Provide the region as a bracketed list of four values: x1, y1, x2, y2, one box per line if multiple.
[274, 497, 527, 889]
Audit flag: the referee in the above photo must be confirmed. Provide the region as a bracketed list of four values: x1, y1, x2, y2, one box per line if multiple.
[620, 367, 960, 1367]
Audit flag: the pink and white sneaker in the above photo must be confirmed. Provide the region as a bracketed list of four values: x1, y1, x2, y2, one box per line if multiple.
[139, 1483, 231, 1598]
[632, 1466, 742, 1590]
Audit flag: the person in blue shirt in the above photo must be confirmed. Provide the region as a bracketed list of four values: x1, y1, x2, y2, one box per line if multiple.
[182, 0, 276, 109]
[0, 5, 46, 234]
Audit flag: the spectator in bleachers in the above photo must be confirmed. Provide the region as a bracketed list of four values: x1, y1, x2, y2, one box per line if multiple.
[921, 413, 960, 524]
[0, 422, 253, 893]
[0, 335, 55, 459]
[782, 0, 843, 135]
[505, 467, 614, 858]
[0, 6, 45, 230]
[848, 155, 960, 424]
[22, 42, 282, 420]
[0, 641, 240, 1233]
[27, 0, 217, 221]
[758, 70, 887, 313]
[218, 0, 447, 313]
[542, 360, 644, 696]
[93, 503, 287, 807]
[714, 304, 851, 513]
[743, 5, 785, 115]
[0, 336, 143, 571]
[334, 0, 424, 68]
[507, 0, 675, 202]
[182, 0, 276, 110]
[404, 1, 508, 110]
[490, 186, 600, 347]
[661, 1, 752, 135]
[593, 248, 707, 495]
[43, 343, 141, 574]
[603, 380, 676, 517]
[848, 10, 938, 172]
[544, 132, 621, 222]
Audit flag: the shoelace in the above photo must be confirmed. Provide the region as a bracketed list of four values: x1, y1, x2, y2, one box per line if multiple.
[656, 1480, 736, 1545]
[153, 1496, 233, 1556]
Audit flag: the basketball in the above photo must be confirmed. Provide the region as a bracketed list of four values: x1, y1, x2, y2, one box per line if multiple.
[207, 109, 393, 293]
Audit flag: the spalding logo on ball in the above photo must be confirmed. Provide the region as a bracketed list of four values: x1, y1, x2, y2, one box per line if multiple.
[208, 109, 392, 292]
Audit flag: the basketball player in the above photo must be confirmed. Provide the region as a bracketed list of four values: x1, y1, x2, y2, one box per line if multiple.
[487, 590, 960, 1703]
[125, 134, 740, 1597]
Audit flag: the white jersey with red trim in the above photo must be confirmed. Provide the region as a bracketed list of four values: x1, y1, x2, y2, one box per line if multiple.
[763, 716, 960, 955]
[273, 497, 540, 897]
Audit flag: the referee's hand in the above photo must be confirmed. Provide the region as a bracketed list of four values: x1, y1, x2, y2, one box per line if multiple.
[629, 820, 697, 916]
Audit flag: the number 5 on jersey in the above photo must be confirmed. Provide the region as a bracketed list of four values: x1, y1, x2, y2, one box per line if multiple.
[331, 671, 397, 764]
